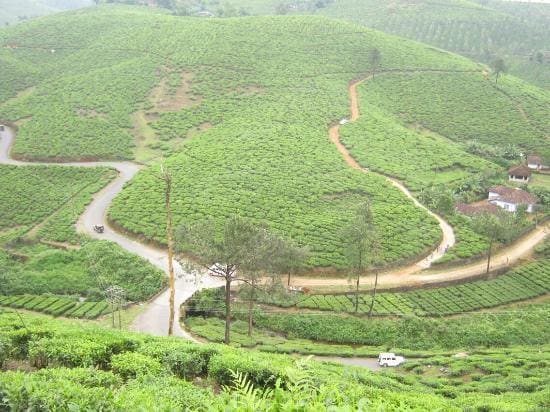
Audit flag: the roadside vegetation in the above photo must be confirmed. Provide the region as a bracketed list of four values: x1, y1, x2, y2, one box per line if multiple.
[0, 311, 547, 411]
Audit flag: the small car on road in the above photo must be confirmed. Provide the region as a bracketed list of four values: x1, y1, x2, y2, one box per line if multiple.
[378, 352, 405, 367]
[93, 224, 105, 234]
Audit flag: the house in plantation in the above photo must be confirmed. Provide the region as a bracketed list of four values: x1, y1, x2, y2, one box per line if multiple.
[527, 155, 549, 171]
[455, 202, 500, 216]
[508, 165, 531, 183]
[488, 186, 538, 213]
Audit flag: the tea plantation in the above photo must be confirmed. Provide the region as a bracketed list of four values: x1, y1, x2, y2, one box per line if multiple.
[2, 6, 548, 267]
[0, 311, 547, 410]
[0, 164, 115, 243]
[359, 72, 550, 161]
[286, 259, 550, 316]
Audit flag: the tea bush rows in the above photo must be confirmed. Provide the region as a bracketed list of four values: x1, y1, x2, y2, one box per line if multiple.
[0, 311, 547, 411]
[0, 165, 114, 239]
[433, 214, 489, 264]
[271, 259, 550, 315]
[313, 0, 550, 89]
[339, 97, 501, 192]
[363, 72, 550, 160]
[0, 8, 480, 267]
[0, 295, 110, 319]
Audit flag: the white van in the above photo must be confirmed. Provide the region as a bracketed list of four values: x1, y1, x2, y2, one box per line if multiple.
[378, 352, 405, 367]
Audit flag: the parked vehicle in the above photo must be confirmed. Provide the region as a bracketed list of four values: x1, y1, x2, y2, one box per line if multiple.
[93, 224, 104, 234]
[378, 353, 405, 367]
[339, 118, 349, 125]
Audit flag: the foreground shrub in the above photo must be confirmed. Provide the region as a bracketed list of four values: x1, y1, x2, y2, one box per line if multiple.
[111, 352, 162, 380]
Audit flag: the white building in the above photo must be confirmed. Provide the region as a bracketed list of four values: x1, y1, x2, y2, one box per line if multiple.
[488, 186, 538, 213]
[508, 165, 531, 183]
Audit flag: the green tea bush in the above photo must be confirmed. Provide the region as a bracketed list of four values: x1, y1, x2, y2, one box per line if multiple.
[110, 352, 163, 379]
[208, 351, 291, 387]
[138, 339, 213, 378]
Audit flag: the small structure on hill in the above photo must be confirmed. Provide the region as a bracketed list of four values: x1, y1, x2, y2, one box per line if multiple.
[527, 155, 549, 171]
[196, 11, 215, 17]
[508, 165, 531, 183]
[488, 186, 538, 213]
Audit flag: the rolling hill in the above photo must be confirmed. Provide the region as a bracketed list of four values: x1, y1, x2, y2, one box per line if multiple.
[219, 0, 550, 89]
[1, 5, 548, 269]
[0, 0, 93, 27]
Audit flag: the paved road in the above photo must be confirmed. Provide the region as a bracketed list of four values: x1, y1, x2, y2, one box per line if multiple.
[0, 126, 222, 339]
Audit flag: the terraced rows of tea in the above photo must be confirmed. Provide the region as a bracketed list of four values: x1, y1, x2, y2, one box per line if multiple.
[262, 259, 550, 316]
[0, 295, 110, 319]
[0, 165, 115, 243]
[1, 6, 547, 268]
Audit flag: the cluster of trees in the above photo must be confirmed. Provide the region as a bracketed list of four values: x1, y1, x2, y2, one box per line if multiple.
[161, 181, 379, 344]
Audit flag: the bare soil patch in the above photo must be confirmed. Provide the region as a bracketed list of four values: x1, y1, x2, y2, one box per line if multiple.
[150, 71, 202, 113]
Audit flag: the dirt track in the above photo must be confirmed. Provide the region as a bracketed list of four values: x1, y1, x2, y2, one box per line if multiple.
[1, 68, 547, 330]
[331, 76, 456, 272]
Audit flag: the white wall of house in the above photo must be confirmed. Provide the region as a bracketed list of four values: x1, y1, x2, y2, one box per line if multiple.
[490, 200, 534, 213]
[488, 191, 500, 200]
[528, 162, 540, 170]
[509, 175, 529, 183]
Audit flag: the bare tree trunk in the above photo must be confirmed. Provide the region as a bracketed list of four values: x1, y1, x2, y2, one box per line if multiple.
[355, 273, 360, 313]
[247, 285, 255, 337]
[486, 240, 493, 276]
[368, 270, 379, 318]
[118, 305, 122, 330]
[224, 278, 232, 344]
[111, 304, 116, 328]
[287, 272, 291, 287]
[161, 167, 176, 336]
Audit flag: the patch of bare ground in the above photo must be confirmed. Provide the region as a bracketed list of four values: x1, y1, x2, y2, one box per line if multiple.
[150, 71, 202, 113]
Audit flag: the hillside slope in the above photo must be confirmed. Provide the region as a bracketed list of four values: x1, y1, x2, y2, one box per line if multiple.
[0, 6, 547, 269]
[0, 0, 93, 27]
[231, 0, 550, 89]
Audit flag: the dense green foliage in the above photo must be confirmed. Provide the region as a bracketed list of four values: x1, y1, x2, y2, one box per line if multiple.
[0, 312, 548, 411]
[2, 7, 547, 267]
[0, 294, 110, 319]
[359, 72, 550, 161]
[0, 165, 115, 243]
[252, 305, 550, 349]
[0, 0, 93, 27]
[314, 0, 550, 89]
[0, 242, 165, 301]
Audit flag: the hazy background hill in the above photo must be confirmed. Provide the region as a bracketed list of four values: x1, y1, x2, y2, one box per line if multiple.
[0, 0, 93, 27]
[135, 0, 550, 89]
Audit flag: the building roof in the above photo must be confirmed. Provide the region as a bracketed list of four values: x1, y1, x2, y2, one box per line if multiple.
[508, 165, 531, 177]
[488, 186, 538, 205]
[455, 202, 500, 216]
[527, 155, 544, 165]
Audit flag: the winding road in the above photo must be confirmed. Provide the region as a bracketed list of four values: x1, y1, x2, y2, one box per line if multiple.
[0, 126, 222, 339]
[0, 69, 548, 337]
